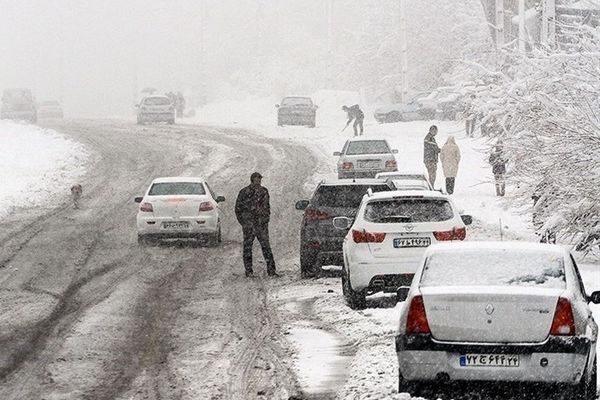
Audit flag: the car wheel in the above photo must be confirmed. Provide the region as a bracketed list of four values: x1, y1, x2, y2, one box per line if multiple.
[300, 250, 318, 278]
[342, 270, 366, 310]
[573, 357, 597, 400]
[138, 235, 155, 246]
[398, 374, 421, 396]
[389, 111, 401, 123]
[217, 224, 222, 243]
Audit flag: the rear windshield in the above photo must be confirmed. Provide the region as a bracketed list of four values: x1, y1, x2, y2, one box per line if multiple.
[364, 198, 453, 223]
[144, 97, 171, 106]
[389, 174, 426, 180]
[346, 141, 390, 155]
[421, 250, 566, 289]
[313, 185, 391, 208]
[281, 97, 312, 106]
[148, 182, 206, 196]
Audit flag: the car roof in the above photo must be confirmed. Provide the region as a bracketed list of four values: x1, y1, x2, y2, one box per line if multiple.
[392, 179, 429, 186]
[426, 241, 568, 256]
[320, 178, 390, 186]
[376, 170, 427, 177]
[151, 177, 205, 184]
[143, 95, 170, 99]
[366, 189, 446, 200]
[347, 136, 389, 143]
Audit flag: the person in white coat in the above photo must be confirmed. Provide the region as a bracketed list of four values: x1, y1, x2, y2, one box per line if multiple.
[440, 136, 461, 194]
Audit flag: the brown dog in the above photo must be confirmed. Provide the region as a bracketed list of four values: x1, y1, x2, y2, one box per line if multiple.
[70, 184, 82, 209]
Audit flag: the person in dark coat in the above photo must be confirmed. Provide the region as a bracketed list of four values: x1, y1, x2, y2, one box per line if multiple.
[342, 105, 364, 136]
[235, 172, 277, 277]
[489, 141, 507, 196]
[423, 125, 441, 188]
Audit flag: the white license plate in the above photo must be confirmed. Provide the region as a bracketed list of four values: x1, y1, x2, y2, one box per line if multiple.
[162, 222, 189, 230]
[358, 160, 379, 169]
[459, 354, 520, 368]
[393, 237, 431, 248]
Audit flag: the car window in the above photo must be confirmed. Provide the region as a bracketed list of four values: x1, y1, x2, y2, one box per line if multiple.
[313, 185, 391, 208]
[346, 141, 390, 155]
[281, 97, 313, 106]
[364, 198, 453, 223]
[570, 254, 588, 298]
[144, 97, 171, 106]
[204, 182, 216, 199]
[148, 182, 206, 196]
[421, 250, 566, 289]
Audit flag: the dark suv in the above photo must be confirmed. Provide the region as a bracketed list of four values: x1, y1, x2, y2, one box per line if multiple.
[295, 179, 393, 276]
[276, 96, 317, 127]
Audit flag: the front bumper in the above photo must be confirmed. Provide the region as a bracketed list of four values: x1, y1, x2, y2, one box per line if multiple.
[396, 334, 592, 384]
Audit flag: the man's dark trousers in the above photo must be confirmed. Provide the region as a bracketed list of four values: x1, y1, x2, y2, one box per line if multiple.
[242, 223, 276, 274]
[353, 118, 364, 136]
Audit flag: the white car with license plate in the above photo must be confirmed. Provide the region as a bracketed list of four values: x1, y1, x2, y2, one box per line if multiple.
[135, 177, 225, 245]
[396, 242, 599, 399]
[334, 190, 471, 309]
[335, 137, 398, 179]
[375, 170, 432, 190]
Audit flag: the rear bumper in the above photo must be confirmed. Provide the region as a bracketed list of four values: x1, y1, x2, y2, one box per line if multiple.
[278, 114, 315, 125]
[348, 260, 419, 292]
[137, 215, 218, 236]
[139, 112, 174, 121]
[338, 168, 397, 179]
[396, 334, 592, 384]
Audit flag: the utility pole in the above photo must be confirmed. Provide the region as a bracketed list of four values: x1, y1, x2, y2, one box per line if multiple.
[518, 0, 526, 52]
[399, 0, 408, 102]
[495, 0, 505, 49]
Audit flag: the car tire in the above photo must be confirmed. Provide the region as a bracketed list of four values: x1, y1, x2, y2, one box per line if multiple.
[342, 270, 366, 310]
[398, 373, 424, 396]
[573, 357, 597, 400]
[300, 250, 318, 278]
[207, 225, 221, 247]
[138, 235, 155, 246]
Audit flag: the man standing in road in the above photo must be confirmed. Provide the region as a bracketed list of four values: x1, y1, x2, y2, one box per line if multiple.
[235, 172, 278, 277]
[423, 125, 441, 188]
[342, 104, 365, 136]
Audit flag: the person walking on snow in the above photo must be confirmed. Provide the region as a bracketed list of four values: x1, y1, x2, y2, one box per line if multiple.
[423, 125, 441, 188]
[235, 172, 278, 277]
[489, 140, 507, 196]
[464, 95, 477, 137]
[342, 104, 364, 136]
[440, 136, 461, 194]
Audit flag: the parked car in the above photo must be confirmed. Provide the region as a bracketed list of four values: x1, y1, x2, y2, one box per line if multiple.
[276, 96, 317, 127]
[376, 170, 432, 190]
[295, 179, 394, 277]
[136, 95, 175, 125]
[374, 101, 435, 124]
[396, 241, 599, 399]
[335, 137, 398, 179]
[1, 88, 37, 123]
[37, 100, 64, 119]
[334, 190, 471, 309]
[135, 177, 225, 246]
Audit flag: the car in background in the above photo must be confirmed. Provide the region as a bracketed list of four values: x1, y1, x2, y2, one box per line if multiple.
[135, 177, 225, 246]
[334, 190, 471, 309]
[276, 96, 317, 127]
[295, 179, 394, 276]
[376, 170, 432, 190]
[396, 242, 599, 399]
[335, 137, 398, 179]
[374, 101, 435, 124]
[1, 88, 37, 123]
[37, 100, 64, 119]
[391, 179, 431, 191]
[136, 95, 175, 125]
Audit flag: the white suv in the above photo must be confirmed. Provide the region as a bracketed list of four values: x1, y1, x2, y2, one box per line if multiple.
[334, 190, 471, 309]
[335, 137, 398, 179]
[136, 95, 175, 125]
[135, 177, 225, 245]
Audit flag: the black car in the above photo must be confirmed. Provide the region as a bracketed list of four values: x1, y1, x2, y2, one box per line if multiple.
[295, 179, 394, 276]
[276, 96, 317, 128]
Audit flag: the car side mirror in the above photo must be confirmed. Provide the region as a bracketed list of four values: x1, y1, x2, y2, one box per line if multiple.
[589, 291, 600, 304]
[461, 215, 473, 225]
[134, 197, 143, 203]
[392, 149, 399, 154]
[332, 216, 353, 230]
[295, 200, 309, 210]
[333, 151, 342, 157]
[275, 104, 280, 108]
[216, 196, 226, 203]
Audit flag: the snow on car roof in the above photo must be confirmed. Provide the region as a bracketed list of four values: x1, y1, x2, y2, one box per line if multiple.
[426, 241, 567, 256]
[321, 178, 389, 186]
[347, 136, 388, 142]
[143, 95, 170, 99]
[367, 189, 444, 200]
[376, 170, 427, 177]
[392, 179, 429, 187]
[152, 176, 205, 183]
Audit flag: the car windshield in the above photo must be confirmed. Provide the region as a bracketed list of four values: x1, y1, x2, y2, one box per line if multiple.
[313, 185, 391, 208]
[281, 97, 312, 106]
[148, 182, 206, 196]
[144, 97, 171, 106]
[346, 141, 390, 155]
[364, 198, 453, 223]
[421, 249, 566, 289]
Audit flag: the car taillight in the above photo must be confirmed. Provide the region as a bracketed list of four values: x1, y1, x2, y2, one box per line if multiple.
[304, 209, 330, 221]
[199, 202, 214, 212]
[386, 160, 397, 170]
[433, 227, 466, 241]
[550, 297, 575, 336]
[352, 229, 386, 243]
[406, 295, 431, 334]
[140, 202, 153, 212]
[342, 162, 354, 171]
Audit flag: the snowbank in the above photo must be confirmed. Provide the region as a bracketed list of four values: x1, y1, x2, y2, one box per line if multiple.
[0, 121, 89, 219]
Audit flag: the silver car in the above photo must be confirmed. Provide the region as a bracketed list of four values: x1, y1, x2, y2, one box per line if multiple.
[396, 241, 599, 399]
[335, 137, 398, 179]
[136, 95, 175, 125]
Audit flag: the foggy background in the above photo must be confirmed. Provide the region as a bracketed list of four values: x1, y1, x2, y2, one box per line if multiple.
[0, 0, 489, 117]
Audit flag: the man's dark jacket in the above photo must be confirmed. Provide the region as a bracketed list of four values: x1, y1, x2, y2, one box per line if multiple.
[423, 134, 440, 163]
[235, 184, 271, 226]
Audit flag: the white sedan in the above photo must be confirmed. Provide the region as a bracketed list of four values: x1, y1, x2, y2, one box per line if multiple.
[396, 241, 599, 399]
[135, 177, 225, 245]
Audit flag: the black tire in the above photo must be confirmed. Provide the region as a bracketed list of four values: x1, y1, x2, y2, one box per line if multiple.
[207, 226, 221, 247]
[138, 235, 155, 246]
[573, 357, 597, 400]
[398, 374, 420, 396]
[300, 250, 317, 278]
[342, 270, 366, 310]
